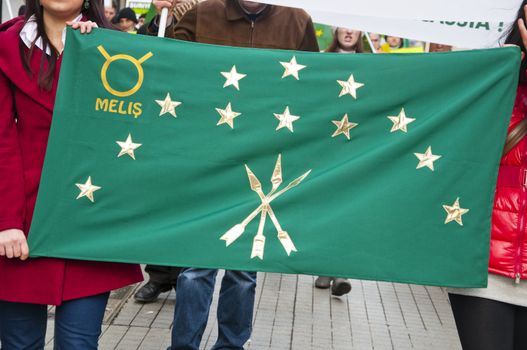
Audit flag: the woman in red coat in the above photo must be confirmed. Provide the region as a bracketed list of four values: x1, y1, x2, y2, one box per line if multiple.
[0, 0, 143, 347]
[448, 3, 527, 350]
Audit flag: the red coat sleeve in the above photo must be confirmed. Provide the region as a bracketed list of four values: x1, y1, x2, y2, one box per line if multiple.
[0, 70, 26, 232]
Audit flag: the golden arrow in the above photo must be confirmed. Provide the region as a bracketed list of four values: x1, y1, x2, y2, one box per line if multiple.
[220, 154, 310, 259]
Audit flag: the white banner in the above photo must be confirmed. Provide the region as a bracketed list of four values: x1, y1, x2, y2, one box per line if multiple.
[258, 0, 523, 22]
[126, 0, 151, 10]
[311, 11, 512, 48]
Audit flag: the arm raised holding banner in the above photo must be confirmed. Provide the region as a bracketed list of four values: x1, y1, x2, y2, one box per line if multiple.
[448, 3, 527, 349]
[146, 0, 197, 38]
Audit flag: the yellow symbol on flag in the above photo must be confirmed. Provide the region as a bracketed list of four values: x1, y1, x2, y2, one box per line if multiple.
[98, 46, 153, 98]
[220, 155, 311, 260]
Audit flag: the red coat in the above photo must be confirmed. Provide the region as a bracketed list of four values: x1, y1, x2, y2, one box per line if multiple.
[0, 17, 143, 305]
[491, 83, 527, 282]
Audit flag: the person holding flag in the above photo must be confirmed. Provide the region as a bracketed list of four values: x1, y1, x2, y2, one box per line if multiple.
[0, 0, 143, 348]
[313, 25, 364, 297]
[148, 0, 318, 348]
[134, 0, 199, 305]
[116, 7, 139, 33]
[447, 3, 527, 349]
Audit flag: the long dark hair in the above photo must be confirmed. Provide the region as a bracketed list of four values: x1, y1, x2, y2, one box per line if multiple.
[503, 1, 527, 155]
[326, 28, 364, 53]
[504, 1, 527, 85]
[19, 0, 111, 90]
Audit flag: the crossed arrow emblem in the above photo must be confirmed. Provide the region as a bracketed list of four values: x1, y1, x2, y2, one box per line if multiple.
[220, 154, 311, 259]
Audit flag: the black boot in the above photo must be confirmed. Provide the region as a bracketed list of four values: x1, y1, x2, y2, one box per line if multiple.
[331, 278, 351, 296]
[134, 281, 172, 303]
[315, 276, 332, 289]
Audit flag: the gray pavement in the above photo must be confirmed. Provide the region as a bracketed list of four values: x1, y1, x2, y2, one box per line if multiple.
[38, 271, 461, 349]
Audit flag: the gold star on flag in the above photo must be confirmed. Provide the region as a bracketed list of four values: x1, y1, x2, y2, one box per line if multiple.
[443, 198, 470, 226]
[75, 176, 101, 203]
[316, 29, 324, 38]
[414, 146, 442, 171]
[337, 74, 364, 99]
[156, 93, 182, 118]
[221, 65, 247, 91]
[388, 108, 416, 133]
[280, 56, 306, 80]
[116, 134, 142, 160]
[332, 114, 358, 140]
[216, 102, 242, 129]
[274, 106, 300, 132]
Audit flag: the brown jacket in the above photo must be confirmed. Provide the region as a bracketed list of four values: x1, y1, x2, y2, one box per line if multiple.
[153, 0, 319, 51]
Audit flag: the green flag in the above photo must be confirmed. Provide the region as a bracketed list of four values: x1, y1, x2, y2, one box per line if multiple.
[144, 3, 157, 25]
[314, 23, 334, 51]
[28, 28, 519, 288]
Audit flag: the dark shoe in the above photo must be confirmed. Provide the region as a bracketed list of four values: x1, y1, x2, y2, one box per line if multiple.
[315, 276, 332, 289]
[134, 282, 171, 303]
[331, 278, 351, 296]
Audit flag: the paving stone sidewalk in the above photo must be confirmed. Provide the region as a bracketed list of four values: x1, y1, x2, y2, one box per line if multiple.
[39, 272, 461, 350]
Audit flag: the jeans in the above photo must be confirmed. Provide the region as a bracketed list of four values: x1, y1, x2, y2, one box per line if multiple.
[0, 292, 109, 350]
[170, 268, 257, 350]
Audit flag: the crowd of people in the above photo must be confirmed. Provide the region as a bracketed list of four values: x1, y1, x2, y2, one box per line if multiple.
[16, 0, 452, 52]
[0, 0, 526, 349]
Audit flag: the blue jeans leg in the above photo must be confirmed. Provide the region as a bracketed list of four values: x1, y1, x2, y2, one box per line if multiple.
[212, 270, 257, 350]
[53, 292, 110, 350]
[170, 268, 218, 350]
[0, 301, 47, 350]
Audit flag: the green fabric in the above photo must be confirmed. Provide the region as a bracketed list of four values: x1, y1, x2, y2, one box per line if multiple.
[314, 23, 334, 51]
[144, 3, 157, 25]
[28, 28, 519, 287]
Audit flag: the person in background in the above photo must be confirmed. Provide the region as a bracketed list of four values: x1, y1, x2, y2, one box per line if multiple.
[447, 3, 527, 350]
[116, 7, 138, 33]
[368, 32, 382, 52]
[134, 266, 181, 302]
[18, 4, 26, 16]
[134, 0, 200, 303]
[137, 13, 146, 29]
[313, 26, 362, 297]
[429, 42, 452, 52]
[104, 1, 117, 21]
[149, 1, 318, 349]
[381, 35, 404, 52]
[325, 27, 363, 53]
[0, 0, 143, 348]
[143, 0, 199, 35]
[315, 274, 351, 296]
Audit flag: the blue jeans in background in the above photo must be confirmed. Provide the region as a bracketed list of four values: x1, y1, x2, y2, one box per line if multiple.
[170, 268, 257, 350]
[0, 292, 109, 350]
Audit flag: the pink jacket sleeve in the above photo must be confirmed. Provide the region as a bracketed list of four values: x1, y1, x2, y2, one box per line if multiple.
[0, 70, 26, 232]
